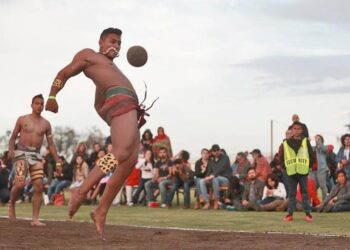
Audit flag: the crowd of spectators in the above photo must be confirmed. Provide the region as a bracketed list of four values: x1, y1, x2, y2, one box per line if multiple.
[1, 117, 350, 215]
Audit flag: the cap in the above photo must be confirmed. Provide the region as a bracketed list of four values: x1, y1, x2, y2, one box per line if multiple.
[250, 149, 261, 155]
[210, 144, 220, 151]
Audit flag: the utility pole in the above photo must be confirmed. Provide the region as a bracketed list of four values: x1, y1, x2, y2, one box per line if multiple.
[270, 120, 273, 160]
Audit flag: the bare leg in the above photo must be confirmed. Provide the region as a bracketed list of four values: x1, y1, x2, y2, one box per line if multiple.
[31, 178, 45, 226]
[91, 111, 139, 240]
[68, 168, 105, 218]
[9, 183, 25, 220]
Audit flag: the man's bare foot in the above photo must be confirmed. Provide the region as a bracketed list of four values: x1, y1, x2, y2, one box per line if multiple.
[68, 188, 85, 219]
[31, 220, 46, 226]
[8, 204, 16, 220]
[90, 210, 106, 241]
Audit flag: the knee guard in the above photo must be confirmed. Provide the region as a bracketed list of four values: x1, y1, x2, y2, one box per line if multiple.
[97, 153, 119, 174]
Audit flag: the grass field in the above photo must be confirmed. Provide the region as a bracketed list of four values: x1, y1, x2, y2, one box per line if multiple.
[2, 203, 350, 236]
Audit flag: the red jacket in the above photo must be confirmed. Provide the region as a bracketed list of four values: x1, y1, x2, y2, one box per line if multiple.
[126, 167, 140, 186]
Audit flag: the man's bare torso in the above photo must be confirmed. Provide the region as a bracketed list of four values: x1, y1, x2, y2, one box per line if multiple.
[82, 49, 135, 95]
[17, 114, 49, 149]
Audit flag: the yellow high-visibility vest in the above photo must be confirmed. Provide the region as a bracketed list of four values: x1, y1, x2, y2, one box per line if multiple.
[283, 138, 310, 175]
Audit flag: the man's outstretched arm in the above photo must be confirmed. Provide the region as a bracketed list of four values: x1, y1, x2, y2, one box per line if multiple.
[45, 49, 94, 113]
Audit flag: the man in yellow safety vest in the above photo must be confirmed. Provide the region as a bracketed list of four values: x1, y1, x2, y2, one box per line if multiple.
[280, 121, 314, 222]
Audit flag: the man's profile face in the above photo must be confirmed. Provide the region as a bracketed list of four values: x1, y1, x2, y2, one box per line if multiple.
[31, 98, 44, 114]
[99, 33, 121, 59]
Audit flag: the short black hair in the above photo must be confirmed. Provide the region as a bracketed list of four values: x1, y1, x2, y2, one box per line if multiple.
[32, 94, 44, 104]
[100, 27, 122, 39]
[291, 121, 303, 128]
[341, 134, 350, 147]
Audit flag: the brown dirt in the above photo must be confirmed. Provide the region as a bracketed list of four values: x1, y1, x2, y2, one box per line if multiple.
[0, 218, 349, 249]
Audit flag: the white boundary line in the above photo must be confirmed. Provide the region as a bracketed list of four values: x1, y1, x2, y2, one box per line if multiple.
[1, 216, 349, 238]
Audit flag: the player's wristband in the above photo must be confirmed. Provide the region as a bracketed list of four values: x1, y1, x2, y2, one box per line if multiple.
[48, 96, 56, 100]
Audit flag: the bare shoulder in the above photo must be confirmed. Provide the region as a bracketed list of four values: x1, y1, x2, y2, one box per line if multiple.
[74, 48, 96, 59]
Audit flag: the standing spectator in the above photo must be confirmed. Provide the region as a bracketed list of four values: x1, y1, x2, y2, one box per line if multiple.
[47, 156, 73, 203]
[141, 129, 153, 150]
[43, 146, 56, 184]
[70, 142, 90, 167]
[250, 149, 272, 183]
[69, 155, 89, 190]
[280, 121, 314, 222]
[336, 133, 350, 178]
[199, 144, 231, 209]
[133, 148, 155, 205]
[311, 134, 329, 201]
[125, 166, 140, 206]
[326, 144, 337, 186]
[317, 170, 350, 212]
[233, 152, 251, 184]
[152, 127, 173, 159]
[291, 114, 309, 138]
[260, 174, 287, 211]
[241, 167, 265, 211]
[0, 159, 10, 204]
[145, 147, 173, 205]
[194, 148, 210, 209]
[89, 143, 102, 171]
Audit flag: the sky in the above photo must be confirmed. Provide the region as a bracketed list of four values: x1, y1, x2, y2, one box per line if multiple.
[1, 0, 350, 161]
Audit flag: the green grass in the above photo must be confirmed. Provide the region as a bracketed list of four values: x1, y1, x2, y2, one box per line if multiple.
[2, 203, 350, 236]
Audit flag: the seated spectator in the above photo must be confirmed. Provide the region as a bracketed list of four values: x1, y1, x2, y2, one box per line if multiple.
[233, 152, 251, 184]
[171, 158, 194, 209]
[317, 170, 350, 212]
[70, 142, 90, 167]
[250, 149, 272, 183]
[224, 176, 243, 211]
[125, 166, 141, 207]
[133, 148, 154, 205]
[69, 155, 89, 190]
[47, 156, 73, 204]
[295, 176, 320, 211]
[260, 173, 287, 211]
[199, 144, 231, 210]
[145, 147, 173, 206]
[240, 167, 264, 211]
[0, 159, 10, 204]
[194, 148, 210, 209]
[88, 143, 102, 171]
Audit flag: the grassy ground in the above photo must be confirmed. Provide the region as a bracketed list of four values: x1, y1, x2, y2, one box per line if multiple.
[2, 203, 350, 236]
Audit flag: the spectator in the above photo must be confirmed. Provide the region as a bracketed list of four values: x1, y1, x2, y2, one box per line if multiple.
[199, 144, 231, 210]
[152, 127, 173, 159]
[326, 144, 337, 186]
[260, 173, 287, 211]
[145, 147, 173, 206]
[69, 155, 89, 190]
[0, 159, 10, 204]
[317, 170, 350, 212]
[125, 166, 140, 206]
[224, 176, 243, 211]
[295, 176, 320, 211]
[233, 152, 251, 184]
[171, 158, 194, 209]
[194, 148, 210, 209]
[70, 142, 90, 167]
[250, 149, 272, 183]
[336, 133, 350, 178]
[133, 148, 155, 205]
[43, 146, 56, 184]
[47, 156, 73, 203]
[89, 143, 102, 171]
[240, 167, 264, 211]
[141, 129, 153, 150]
[280, 121, 314, 222]
[311, 134, 329, 201]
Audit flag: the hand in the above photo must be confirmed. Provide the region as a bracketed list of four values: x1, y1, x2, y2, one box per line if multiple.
[242, 200, 249, 206]
[266, 189, 273, 196]
[45, 99, 59, 113]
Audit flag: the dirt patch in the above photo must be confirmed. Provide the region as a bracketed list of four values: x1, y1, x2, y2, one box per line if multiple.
[0, 218, 349, 249]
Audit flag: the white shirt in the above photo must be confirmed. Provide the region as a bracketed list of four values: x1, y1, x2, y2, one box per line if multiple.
[262, 182, 287, 200]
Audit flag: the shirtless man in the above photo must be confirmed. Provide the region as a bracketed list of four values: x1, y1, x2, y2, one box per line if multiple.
[8, 94, 61, 226]
[45, 27, 145, 240]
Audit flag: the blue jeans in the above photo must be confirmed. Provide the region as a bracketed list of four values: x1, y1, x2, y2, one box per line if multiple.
[48, 179, 71, 201]
[145, 180, 159, 202]
[176, 179, 194, 206]
[159, 179, 177, 205]
[199, 176, 229, 203]
[287, 174, 311, 214]
[132, 178, 151, 204]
